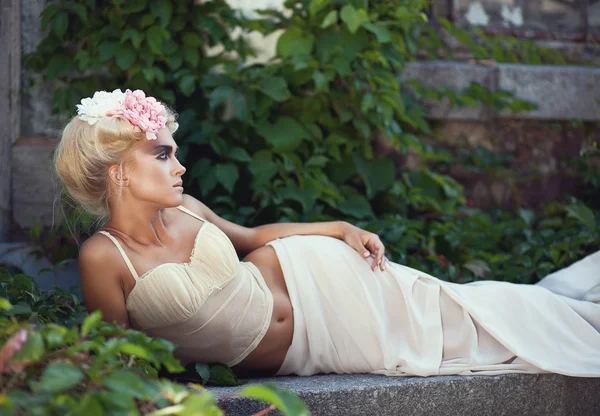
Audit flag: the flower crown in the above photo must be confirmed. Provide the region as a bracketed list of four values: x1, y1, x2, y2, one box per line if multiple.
[76, 89, 167, 140]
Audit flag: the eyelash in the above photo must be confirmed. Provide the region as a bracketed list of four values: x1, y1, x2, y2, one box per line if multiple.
[158, 152, 179, 161]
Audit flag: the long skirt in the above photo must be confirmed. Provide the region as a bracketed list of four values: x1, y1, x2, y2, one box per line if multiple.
[266, 236, 600, 377]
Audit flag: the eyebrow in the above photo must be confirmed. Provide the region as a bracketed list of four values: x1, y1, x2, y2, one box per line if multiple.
[152, 145, 179, 154]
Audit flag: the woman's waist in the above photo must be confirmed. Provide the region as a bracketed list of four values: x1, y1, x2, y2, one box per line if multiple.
[243, 245, 289, 302]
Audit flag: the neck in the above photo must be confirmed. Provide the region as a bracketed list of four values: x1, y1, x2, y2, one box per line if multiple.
[104, 198, 174, 247]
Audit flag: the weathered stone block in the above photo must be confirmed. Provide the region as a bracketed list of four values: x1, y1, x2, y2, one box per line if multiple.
[497, 64, 599, 121]
[11, 137, 61, 228]
[208, 373, 600, 416]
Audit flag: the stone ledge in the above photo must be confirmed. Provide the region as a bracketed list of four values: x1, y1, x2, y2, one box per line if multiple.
[402, 62, 600, 121]
[207, 373, 600, 416]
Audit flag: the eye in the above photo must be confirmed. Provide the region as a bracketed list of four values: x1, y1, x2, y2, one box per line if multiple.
[157, 152, 168, 160]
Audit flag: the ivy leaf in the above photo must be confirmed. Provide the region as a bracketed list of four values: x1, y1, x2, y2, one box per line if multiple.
[150, 0, 173, 27]
[52, 11, 69, 38]
[116, 343, 150, 359]
[276, 27, 315, 57]
[566, 203, 597, 233]
[179, 75, 196, 97]
[249, 151, 278, 185]
[353, 154, 395, 199]
[258, 76, 290, 102]
[278, 181, 321, 214]
[340, 5, 368, 34]
[0, 298, 12, 311]
[74, 50, 91, 72]
[339, 194, 374, 219]
[306, 155, 328, 167]
[65, 3, 87, 22]
[321, 10, 338, 28]
[6, 301, 31, 316]
[256, 117, 309, 152]
[207, 364, 244, 386]
[182, 45, 200, 67]
[195, 363, 211, 384]
[363, 22, 392, 43]
[121, 29, 144, 49]
[229, 147, 252, 162]
[116, 44, 137, 70]
[123, 0, 147, 14]
[98, 41, 118, 62]
[146, 25, 165, 55]
[46, 55, 70, 80]
[240, 383, 310, 416]
[37, 362, 84, 393]
[231, 91, 249, 122]
[74, 393, 104, 416]
[215, 164, 239, 193]
[182, 33, 203, 48]
[102, 371, 149, 399]
[81, 310, 102, 337]
[308, 0, 330, 17]
[209, 86, 234, 111]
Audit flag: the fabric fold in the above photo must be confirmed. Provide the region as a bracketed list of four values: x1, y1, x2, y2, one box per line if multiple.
[268, 236, 600, 378]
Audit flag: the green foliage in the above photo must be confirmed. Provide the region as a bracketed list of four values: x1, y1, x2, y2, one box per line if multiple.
[421, 18, 578, 66]
[0, 269, 308, 415]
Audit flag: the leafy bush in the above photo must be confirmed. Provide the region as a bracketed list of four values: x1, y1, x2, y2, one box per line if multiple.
[0, 269, 309, 415]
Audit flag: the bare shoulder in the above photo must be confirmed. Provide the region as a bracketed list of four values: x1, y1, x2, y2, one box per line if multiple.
[79, 233, 120, 271]
[181, 193, 215, 221]
[78, 233, 126, 288]
[78, 233, 130, 326]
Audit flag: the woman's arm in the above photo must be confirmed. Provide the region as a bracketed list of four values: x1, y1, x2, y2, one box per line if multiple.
[181, 194, 387, 271]
[79, 236, 130, 327]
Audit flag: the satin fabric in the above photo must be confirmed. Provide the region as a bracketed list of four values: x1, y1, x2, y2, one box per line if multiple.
[268, 235, 600, 377]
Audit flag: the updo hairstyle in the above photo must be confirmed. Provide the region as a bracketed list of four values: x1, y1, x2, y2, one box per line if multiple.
[53, 104, 178, 220]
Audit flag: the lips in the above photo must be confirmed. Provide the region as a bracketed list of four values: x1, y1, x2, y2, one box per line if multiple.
[173, 181, 183, 187]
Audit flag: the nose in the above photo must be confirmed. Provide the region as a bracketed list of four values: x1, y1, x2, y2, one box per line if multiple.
[174, 158, 186, 176]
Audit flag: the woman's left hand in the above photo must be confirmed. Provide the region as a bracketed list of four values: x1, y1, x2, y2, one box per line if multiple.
[340, 222, 388, 271]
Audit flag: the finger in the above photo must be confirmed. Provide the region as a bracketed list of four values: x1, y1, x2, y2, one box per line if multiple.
[372, 245, 381, 271]
[379, 246, 386, 271]
[375, 246, 385, 272]
[357, 242, 370, 258]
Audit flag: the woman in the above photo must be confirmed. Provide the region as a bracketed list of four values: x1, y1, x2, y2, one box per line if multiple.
[55, 89, 600, 379]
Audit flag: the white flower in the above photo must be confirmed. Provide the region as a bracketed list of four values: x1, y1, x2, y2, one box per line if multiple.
[501, 4, 523, 27]
[76, 89, 125, 125]
[465, 2, 490, 26]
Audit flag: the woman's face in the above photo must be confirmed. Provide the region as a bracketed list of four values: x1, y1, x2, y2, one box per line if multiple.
[124, 128, 187, 207]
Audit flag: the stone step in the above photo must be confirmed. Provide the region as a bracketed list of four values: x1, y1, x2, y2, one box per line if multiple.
[208, 373, 600, 415]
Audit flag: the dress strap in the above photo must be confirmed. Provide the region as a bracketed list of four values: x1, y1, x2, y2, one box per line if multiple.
[176, 205, 207, 222]
[97, 231, 140, 281]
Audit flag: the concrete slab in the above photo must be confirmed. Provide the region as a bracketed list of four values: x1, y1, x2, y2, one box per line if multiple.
[208, 373, 600, 416]
[497, 64, 599, 121]
[402, 62, 600, 121]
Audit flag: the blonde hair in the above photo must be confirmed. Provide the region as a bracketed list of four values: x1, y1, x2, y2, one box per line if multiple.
[53, 105, 178, 222]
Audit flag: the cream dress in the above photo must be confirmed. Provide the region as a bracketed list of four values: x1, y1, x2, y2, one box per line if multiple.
[267, 235, 600, 377]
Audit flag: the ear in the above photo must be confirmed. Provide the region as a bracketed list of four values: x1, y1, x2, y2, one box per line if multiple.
[108, 164, 130, 187]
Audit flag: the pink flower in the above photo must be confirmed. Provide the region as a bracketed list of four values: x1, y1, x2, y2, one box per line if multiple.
[108, 89, 167, 140]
